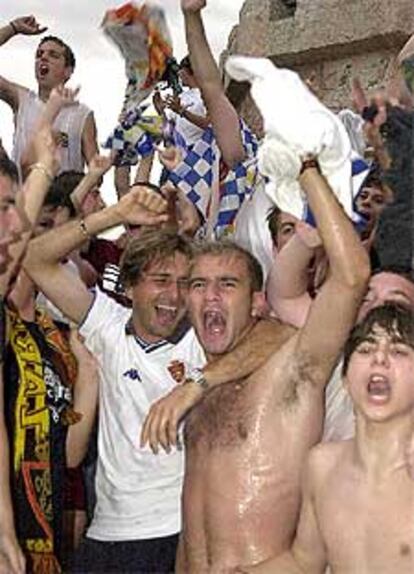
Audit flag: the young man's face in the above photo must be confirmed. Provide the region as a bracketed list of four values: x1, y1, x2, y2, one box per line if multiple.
[0, 174, 25, 274]
[345, 325, 414, 423]
[358, 273, 414, 321]
[35, 40, 72, 89]
[355, 185, 389, 235]
[188, 253, 262, 357]
[126, 252, 190, 343]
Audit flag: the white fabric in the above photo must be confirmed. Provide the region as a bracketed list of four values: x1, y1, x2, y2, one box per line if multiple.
[166, 87, 206, 146]
[12, 88, 90, 177]
[79, 289, 205, 541]
[225, 56, 353, 221]
[234, 177, 275, 280]
[338, 108, 366, 158]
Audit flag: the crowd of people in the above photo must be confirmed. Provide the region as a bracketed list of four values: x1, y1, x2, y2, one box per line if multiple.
[0, 0, 413, 573]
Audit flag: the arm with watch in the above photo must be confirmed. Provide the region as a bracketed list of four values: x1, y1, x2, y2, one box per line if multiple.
[140, 317, 296, 454]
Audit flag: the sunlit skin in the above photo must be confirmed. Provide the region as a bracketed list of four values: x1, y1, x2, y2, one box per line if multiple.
[358, 273, 414, 321]
[345, 326, 414, 423]
[126, 253, 190, 343]
[188, 253, 263, 357]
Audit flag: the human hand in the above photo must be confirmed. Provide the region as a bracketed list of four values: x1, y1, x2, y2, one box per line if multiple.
[69, 327, 97, 368]
[87, 154, 113, 181]
[0, 532, 25, 574]
[46, 84, 80, 117]
[158, 146, 182, 172]
[32, 124, 60, 177]
[115, 185, 169, 228]
[181, 0, 207, 13]
[165, 94, 183, 115]
[140, 382, 203, 454]
[161, 184, 201, 236]
[152, 90, 166, 115]
[10, 15, 47, 36]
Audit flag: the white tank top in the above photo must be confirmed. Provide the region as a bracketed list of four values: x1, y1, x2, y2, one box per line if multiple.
[12, 88, 91, 177]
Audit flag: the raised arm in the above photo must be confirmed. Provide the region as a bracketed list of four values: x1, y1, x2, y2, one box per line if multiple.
[0, 16, 46, 111]
[141, 318, 296, 453]
[70, 154, 112, 214]
[266, 222, 322, 326]
[290, 163, 370, 390]
[24, 186, 169, 324]
[181, 0, 244, 166]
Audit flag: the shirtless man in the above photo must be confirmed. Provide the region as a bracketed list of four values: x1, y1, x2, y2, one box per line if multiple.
[246, 302, 414, 574]
[141, 156, 370, 570]
[0, 15, 98, 177]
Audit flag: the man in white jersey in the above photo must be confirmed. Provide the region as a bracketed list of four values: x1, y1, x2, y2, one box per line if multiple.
[0, 15, 98, 178]
[24, 178, 295, 572]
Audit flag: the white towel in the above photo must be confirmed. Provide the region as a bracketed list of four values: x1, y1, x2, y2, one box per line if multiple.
[225, 56, 353, 221]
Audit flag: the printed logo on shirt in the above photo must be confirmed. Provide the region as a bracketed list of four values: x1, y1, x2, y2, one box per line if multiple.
[123, 368, 142, 382]
[167, 360, 186, 384]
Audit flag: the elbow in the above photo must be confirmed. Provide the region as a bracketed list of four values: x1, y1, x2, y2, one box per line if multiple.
[342, 252, 371, 293]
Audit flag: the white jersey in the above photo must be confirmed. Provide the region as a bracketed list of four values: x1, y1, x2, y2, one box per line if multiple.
[323, 360, 355, 442]
[12, 88, 90, 177]
[79, 289, 205, 541]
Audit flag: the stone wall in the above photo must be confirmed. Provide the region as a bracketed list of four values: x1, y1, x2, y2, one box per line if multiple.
[223, 0, 414, 135]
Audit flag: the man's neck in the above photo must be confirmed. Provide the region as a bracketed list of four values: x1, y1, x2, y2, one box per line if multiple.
[353, 412, 414, 478]
[38, 85, 51, 103]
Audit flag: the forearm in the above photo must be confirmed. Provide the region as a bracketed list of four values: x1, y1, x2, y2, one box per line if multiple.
[180, 109, 210, 130]
[299, 168, 370, 289]
[26, 203, 123, 271]
[66, 362, 98, 467]
[267, 237, 315, 301]
[134, 152, 154, 184]
[203, 319, 295, 388]
[0, 22, 15, 46]
[183, 10, 244, 165]
[71, 173, 101, 213]
[1, 163, 54, 294]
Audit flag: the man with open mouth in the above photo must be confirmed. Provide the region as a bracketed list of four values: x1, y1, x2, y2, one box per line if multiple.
[0, 14, 98, 179]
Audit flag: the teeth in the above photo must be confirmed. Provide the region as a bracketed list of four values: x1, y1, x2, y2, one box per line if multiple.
[156, 304, 177, 313]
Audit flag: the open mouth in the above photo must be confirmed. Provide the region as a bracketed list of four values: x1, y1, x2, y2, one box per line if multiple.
[203, 310, 226, 336]
[155, 303, 178, 326]
[39, 63, 49, 77]
[367, 374, 391, 403]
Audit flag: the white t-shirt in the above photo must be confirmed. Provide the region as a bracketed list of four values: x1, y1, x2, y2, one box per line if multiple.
[80, 289, 205, 541]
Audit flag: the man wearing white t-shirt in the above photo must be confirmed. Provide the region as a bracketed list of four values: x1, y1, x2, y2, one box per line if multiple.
[24, 184, 289, 572]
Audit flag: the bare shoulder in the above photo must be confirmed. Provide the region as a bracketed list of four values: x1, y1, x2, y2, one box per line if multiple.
[306, 440, 353, 484]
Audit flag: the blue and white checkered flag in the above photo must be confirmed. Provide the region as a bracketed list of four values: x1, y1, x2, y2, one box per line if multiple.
[168, 119, 259, 237]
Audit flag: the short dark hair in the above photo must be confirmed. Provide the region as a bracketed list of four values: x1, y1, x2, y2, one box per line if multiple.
[179, 55, 193, 74]
[45, 170, 84, 217]
[119, 228, 193, 288]
[342, 302, 414, 375]
[0, 156, 18, 183]
[267, 205, 283, 247]
[190, 239, 264, 292]
[38, 35, 76, 70]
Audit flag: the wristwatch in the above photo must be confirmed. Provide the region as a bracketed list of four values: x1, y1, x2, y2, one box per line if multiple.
[185, 367, 209, 390]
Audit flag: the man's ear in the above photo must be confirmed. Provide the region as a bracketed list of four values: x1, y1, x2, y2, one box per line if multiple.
[251, 291, 268, 318]
[63, 66, 73, 83]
